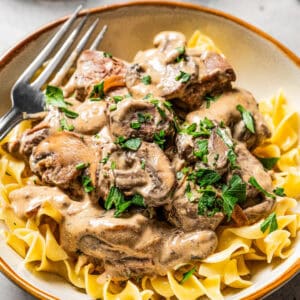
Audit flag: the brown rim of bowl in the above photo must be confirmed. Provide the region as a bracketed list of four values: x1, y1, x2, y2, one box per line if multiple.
[0, 1, 299, 300]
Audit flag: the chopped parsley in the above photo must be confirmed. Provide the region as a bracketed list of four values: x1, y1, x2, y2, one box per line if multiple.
[111, 161, 116, 170]
[163, 101, 173, 110]
[221, 175, 246, 220]
[113, 95, 123, 103]
[257, 157, 279, 170]
[193, 139, 208, 162]
[90, 81, 105, 100]
[181, 118, 214, 138]
[260, 212, 278, 233]
[130, 121, 141, 130]
[273, 187, 286, 197]
[61, 108, 79, 119]
[76, 162, 90, 170]
[236, 104, 255, 134]
[81, 175, 94, 193]
[109, 104, 117, 111]
[227, 148, 239, 169]
[103, 52, 112, 58]
[130, 112, 153, 130]
[140, 159, 146, 170]
[198, 190, 220, 216]
[175, 71, 191, 83]
[153, 130, 166, 149]
[105, 186, 145, 217]
[180, 267, 196, 284]
[188, 169, 221, 187]
[141, 75, 152, 85]
[248, 176, 275, 199]
[150, 99, 167, 119]
[101, 156, 109, 164]
[45, 85, 67, 108]
[204, 94, 219, 108]
[175, 46, 186, 63]
[60, 118, 74, 131]
[45, 85, 78, 119]
[216, 127, 233, 148]
[115, 136, 142, 151]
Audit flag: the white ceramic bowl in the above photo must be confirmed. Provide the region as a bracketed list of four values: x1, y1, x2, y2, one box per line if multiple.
[0, 1, 299, 299]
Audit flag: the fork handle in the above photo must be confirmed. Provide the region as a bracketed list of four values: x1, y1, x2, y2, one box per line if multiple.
[0, 107, 23, 141]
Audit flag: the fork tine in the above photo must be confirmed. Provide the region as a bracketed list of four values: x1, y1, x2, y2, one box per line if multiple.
[31, 15, 88, 90]
[16, 5, 82, 84]
[50, 19, 100, 87]
[89, 24, 108, 50]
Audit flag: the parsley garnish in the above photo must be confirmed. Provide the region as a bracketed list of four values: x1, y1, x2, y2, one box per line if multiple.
[175, 46, 186, 63]
[81, 175, 94, 193]
[198, 190, 220, 216]
[260, 212, 278, 233]
[153, 130, 166, 149]
[90, 81, 105, 99]
[45, 86, 78, 119]
[204, 94, 219, 108]
[189, 169, 221, 187]
[141, 75, 152, 85]
[111, 161, 116, 170]
[150, 99, 167, 119]
[222, 175, 246, 220]
[180, 267, 196, 284]
[60, 118, 74, 131]
[140, 159, 146, 170]
[236, 105, 255, 134]
[227, 148, 239, 169]
[193, 139, 208, 162]
[181, 118, 214, 138]
[115, 136, 142, 151]
[61, 108, 79, 119]
[76, 162, 90, 170]
[113, 95, 123, 103]
[273, 187, 286, 197]
[101, 156, 109, 164]
[216, 127, 233, 148]
[105, 187, 145, 217]
[109, 104, 117, 111]
[175, 71, 191, 83]
[130, 121, 141, 130]
[257, 157, 279, 170]
[103, 52, 112, 58]
[248, 176, 275, 199]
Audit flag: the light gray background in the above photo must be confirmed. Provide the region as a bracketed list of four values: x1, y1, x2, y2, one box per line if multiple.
[0, 0, 299, 299]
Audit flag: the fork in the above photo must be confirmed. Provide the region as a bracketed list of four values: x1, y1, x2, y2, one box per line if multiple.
[0, 5, 108, 141]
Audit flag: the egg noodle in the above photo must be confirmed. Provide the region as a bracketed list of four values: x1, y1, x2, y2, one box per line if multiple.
[0, 31, 299, 300]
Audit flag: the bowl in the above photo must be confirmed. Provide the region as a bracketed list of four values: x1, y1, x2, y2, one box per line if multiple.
[0, 1, 299, 299]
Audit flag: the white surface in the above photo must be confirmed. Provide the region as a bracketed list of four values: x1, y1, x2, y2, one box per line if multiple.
[0, 1, 299, 300]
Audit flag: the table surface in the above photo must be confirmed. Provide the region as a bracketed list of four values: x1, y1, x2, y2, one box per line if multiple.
[0, 0, 299, 299]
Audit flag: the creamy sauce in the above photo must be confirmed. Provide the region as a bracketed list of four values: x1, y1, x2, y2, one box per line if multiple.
[7, 31, 273, 280]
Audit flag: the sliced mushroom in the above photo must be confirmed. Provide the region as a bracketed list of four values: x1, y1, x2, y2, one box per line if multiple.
[73, 100, 108, 135]
[109, 97, 174, 141]
[187, 88, 271, 148]
[30, 131, 100, 198]
[98, 142, 175, 207]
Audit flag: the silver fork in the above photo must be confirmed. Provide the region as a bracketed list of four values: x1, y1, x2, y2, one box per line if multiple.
[0, 5, 108, 140]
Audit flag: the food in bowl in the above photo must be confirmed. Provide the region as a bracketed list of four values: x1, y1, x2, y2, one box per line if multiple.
[0, 30, 299, 299]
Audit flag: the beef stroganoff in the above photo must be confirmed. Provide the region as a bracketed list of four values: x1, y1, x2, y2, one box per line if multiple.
[0, 30, 299, 300]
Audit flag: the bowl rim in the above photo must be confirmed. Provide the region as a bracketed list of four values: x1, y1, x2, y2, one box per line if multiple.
[0, 1, 299, 300]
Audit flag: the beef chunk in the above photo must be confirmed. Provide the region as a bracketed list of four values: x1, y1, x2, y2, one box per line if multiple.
[64, 50, 127, 101]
